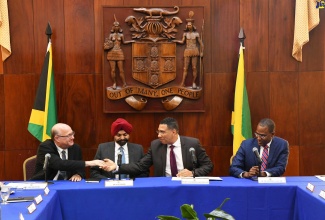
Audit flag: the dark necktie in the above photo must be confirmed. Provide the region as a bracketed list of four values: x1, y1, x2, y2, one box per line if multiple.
[119, 147, 127, 179]
[170, 145, 178, 177]
[59, 150, 67, 180]
[261, 146, 269, 171]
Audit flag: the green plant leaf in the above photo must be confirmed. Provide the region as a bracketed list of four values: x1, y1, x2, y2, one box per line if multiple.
[156, 215, 181, 220]
[204, 210, 235, 220]
[180, 204, 199, 220]
[203, 198, 235, 220]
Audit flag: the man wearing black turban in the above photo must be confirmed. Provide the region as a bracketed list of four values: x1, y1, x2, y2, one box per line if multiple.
[90, 118, 149, 179]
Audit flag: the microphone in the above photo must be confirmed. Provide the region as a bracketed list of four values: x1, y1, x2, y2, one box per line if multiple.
[189, 148, 197, 164]
[117, 152, 122, 167]
[43, 153, 51, 171]
[252, 147, 262, 164]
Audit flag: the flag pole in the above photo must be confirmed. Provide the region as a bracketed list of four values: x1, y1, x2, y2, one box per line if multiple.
[46, 22, 52, 43]
[238, 27, 245, 48]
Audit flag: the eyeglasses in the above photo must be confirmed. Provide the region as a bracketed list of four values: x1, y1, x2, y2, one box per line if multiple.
[57, 131, 75, 138]
[254, 132, 267, 139]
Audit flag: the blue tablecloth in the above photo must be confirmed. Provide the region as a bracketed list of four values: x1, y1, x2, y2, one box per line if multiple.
[1, 176, 325, 220]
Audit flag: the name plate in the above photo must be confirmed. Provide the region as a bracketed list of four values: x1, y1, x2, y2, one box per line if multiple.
[105, 179, 133, 187]
[306, 183, 315, 192]
[181, 178, 209, 185]
[27, 202, 37, 214]
[34, 194, 43, 204]
[44, 186, 50, 195]
[258, 177, 286, 184]
[319, 190, 325, 200]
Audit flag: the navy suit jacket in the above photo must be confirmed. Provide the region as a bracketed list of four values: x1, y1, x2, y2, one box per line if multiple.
[90, 142, 148, 178]
[119, 136, 214, 177]
[229, 136, 289, 177]
[31, 139, 85, 180]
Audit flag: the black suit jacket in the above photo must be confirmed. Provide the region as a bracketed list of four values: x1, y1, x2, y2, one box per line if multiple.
[30, 139, 86, 180]
[90, 142, 148, 178]
[119, 136, 214, 177]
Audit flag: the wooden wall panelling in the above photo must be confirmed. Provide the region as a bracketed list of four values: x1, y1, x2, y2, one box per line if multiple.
[270, 72, 299, 146]
[208, 145, 232, 176]
[240, 0, 268, 73]
[124, 114, 156, 150]
[199, 73, 212, 146]
[0, 75, 4, 150]
[300, 145, 325, 176]
[299, 71, 325, 146]
[5, 150, 36, 180]
[64, 0, 95, 74]
[212, 0, 240, 73]
[63, 74, 97, 149]
[0, 151, 4, 179]
[4, 74, 40, 150]
[269, 0, 297, 72]
[285, 145, 299, 176]
[5, 0, 35, 74]
[33, 0, 65, 74]
[211, 72, 236, 146]
[246, 72, 270, 128]
[0, 54, 3, 73]
[299, 10, 325, 71]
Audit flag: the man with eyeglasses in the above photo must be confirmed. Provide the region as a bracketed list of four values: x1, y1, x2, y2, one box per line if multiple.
[230, 118, 289, 178]
[102, 117, 213, 177]
[90, 118, 148, 179]
[31, 123, 107, 181]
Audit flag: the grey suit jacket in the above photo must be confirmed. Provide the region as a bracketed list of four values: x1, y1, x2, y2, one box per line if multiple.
[119, 136, 214, 177]
[90, 142, 148, 178]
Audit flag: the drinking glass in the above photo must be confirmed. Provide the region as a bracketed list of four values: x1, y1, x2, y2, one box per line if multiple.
[1, 185, 11, 205]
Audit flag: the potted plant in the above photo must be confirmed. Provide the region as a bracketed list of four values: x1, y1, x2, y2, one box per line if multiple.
[157, 198, 235, 220]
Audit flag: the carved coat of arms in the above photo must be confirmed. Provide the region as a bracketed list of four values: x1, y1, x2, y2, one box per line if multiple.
[103, 6, 204, 112]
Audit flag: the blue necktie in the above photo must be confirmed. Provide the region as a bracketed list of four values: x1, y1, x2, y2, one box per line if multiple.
[119, 147, 127, 179]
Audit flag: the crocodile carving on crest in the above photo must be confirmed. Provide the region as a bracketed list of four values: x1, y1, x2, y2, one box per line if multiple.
[134, 6, 179, 18]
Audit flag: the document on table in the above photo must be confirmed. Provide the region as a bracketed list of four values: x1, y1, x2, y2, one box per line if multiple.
[172, 176, 223, 181]
[6, 182, 48, 189]
[315, 175, 325, 181]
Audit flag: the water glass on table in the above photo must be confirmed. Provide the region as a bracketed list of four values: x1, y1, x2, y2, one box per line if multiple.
[1, 185, 11, 205]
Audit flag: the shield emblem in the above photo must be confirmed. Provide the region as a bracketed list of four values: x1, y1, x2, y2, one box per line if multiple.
[132, 42, 176, 88]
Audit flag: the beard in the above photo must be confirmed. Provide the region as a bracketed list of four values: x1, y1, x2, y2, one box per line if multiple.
[117, 138, 128, 146]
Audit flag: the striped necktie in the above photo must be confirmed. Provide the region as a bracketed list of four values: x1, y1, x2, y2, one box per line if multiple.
[261, 146, 269, 171]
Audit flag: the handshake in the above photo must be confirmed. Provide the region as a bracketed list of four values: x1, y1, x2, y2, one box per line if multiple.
[86, 159, 117, 172]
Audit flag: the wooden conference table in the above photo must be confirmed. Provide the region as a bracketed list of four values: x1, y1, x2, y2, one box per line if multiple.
[1, 176, 325, 220]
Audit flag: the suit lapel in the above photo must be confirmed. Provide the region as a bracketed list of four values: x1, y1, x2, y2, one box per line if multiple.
[180, 136, 189, 168]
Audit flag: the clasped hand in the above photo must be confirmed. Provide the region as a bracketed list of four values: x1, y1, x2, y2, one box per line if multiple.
[98, 159, 117, 172]
[243, 166, 266, 178]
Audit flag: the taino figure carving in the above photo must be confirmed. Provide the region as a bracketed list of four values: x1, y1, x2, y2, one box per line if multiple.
[104, 15, 134, 90]
[174, 11, 204, 89]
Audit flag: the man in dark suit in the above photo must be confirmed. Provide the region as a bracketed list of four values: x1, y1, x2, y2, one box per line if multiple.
[103, 117, 214, 177]
[90, 118, 148, 179]
[230, 118, 289, 178]
[31, 123, 106, 181]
